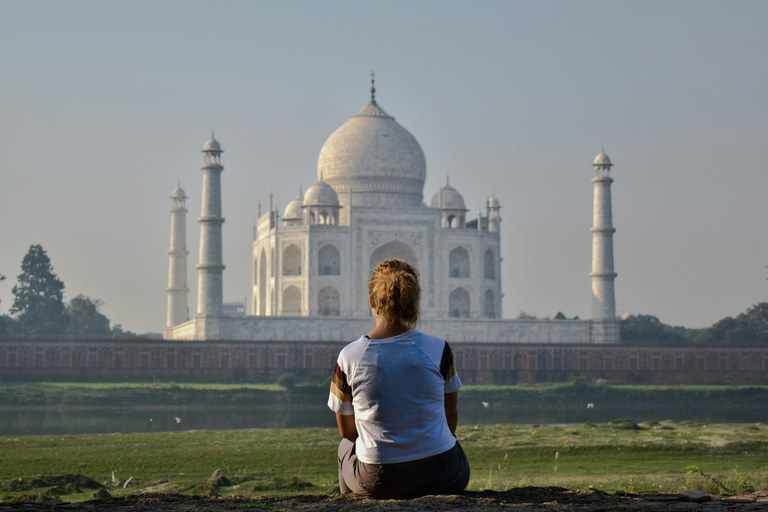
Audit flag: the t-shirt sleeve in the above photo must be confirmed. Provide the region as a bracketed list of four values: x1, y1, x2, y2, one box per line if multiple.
[439, 341, 462, 394]
[327, 361, 354, 415]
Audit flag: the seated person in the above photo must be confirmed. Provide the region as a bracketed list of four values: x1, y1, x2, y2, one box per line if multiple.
[327, 259, 470, 499]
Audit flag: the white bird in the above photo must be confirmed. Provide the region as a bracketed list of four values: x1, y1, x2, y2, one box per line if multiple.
[175, 417, 182, 423]
[482, 402, 490, 408]
[587, 403, 594, 409]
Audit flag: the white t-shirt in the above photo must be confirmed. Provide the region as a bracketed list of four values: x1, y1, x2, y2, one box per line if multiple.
[327, 329, 462, 464]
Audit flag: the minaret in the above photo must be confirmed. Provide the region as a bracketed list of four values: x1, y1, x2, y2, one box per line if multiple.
[164, 183, 189, 338]
[196, 133, 225, 317]
[590, 149, 617, 320]
[487, 193, 501, 233]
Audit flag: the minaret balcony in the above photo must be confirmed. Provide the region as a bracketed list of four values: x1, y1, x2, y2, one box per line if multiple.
[589, 271, 617, 278]
[198, 216, 225, 224]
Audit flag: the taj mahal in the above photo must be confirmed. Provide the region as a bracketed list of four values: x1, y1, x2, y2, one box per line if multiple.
[164, 78, 619, 344]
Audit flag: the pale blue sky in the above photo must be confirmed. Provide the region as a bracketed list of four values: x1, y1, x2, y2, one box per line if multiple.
[1, 0, 766, 333]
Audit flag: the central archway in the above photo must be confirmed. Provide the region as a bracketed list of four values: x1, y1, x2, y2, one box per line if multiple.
[369, 239, 419, 274]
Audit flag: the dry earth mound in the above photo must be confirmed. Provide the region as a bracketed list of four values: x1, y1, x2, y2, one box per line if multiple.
[1, 489, 768, 511]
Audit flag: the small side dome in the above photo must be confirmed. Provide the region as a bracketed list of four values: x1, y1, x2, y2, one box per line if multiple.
[203, 135, 222, 152]
[303, 180, 339, 206]
[487, 193, 500, 208]
[593, 150, 611, 166]
[283, 194, 304, 221]
[430, 183, 466, 210]
[171, 184, 187, 199]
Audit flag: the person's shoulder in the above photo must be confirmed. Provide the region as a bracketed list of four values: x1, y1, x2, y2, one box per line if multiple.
[338, 335, 371, 361]
[414, 329, 446, 343]
[413, 330, 449, 350]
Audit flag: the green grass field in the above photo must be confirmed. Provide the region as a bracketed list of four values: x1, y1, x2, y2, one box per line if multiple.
[1, 421, 767, 502]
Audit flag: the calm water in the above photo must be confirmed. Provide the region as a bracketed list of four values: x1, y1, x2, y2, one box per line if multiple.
[2, 406, 766, 436]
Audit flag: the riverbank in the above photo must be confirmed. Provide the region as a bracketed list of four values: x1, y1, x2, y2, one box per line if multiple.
[1, 422, 767, 503]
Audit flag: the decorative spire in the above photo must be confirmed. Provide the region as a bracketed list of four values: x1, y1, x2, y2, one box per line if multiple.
[446, 175, 450, 187]
[299, 185, 303, 196]
[370, 70, 376, 102]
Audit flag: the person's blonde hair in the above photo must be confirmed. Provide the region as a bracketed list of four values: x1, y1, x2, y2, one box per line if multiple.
[367, 259, 420, 328]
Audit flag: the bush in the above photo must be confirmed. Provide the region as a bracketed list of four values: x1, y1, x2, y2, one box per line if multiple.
[276, 372, 297, 390]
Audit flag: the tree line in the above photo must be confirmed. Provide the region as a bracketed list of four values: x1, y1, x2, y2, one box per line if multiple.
[0, 245, 138, 338]
[620, 303, 768, 345]
[526, 306, 768, 346]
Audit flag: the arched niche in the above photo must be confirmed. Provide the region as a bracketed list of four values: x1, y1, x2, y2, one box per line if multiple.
[258, 249, 267, 315]
[318, 285, 340, 317]
[369, 240, 419, 274]
[484, 249, 495, 279]
[449, 287, 470, 318]
[282, 244, 302, 276]
[282, 285, 301, 315]
[318, 244, 341, 275]
[449, 246, 470, 278]
[484, 289, 495, 318]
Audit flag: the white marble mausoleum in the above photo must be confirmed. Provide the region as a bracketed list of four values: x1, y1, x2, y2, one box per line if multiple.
[165, 78, 619, 343]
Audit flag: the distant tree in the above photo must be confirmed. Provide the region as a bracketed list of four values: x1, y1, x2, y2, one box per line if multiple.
[109, 323, 140, 338]
[554, 311, 567, 320]
[517, 311, 537, 320]
[67, 295, 111, 337]
[694, 316, 750, 345]
[620, 314, 696, 344]
[695, 302, 768, 345]
[742, 302, 768, 337]
[11, 245, 68, 336]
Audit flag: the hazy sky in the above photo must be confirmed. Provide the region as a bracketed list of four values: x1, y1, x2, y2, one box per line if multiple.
[1, 0, 766, 334]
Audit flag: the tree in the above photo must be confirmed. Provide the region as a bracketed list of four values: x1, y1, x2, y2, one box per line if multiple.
[695, 302, 768, 346]
[742, 302, 768, 337]
[11, 245, 68, 336]
[0, 273, 17, 336]
[620, 314, 696, 344]
[67, 295, 111, 337]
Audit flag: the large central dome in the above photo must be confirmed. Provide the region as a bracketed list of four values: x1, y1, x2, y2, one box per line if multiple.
[317, 93, 426, 209]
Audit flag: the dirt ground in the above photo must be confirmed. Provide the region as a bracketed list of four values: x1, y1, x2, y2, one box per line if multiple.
[2, 488, 768, 512]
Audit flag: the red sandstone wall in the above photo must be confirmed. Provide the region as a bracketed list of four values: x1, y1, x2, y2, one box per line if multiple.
[0, 339, 766, 385]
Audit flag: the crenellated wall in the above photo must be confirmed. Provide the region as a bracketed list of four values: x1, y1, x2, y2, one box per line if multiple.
[1, 339, 766, 385]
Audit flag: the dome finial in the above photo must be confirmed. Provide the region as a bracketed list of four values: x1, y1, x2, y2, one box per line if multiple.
[446, 175, 450, 186]
[370, 70, 376, 102]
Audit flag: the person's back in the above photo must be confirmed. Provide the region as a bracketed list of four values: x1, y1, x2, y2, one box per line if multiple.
[328, 259, 470, 498]
[337, 329, 458, 464]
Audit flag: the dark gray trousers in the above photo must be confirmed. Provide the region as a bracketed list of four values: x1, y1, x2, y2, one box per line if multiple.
[337, 438, 470, 499]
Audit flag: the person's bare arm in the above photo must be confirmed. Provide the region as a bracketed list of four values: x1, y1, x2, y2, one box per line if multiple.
[336, 413, 358, 442]
[444, 391, 458, 434]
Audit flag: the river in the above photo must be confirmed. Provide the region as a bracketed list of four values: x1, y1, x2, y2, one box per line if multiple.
[2, 405, 766, 436]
